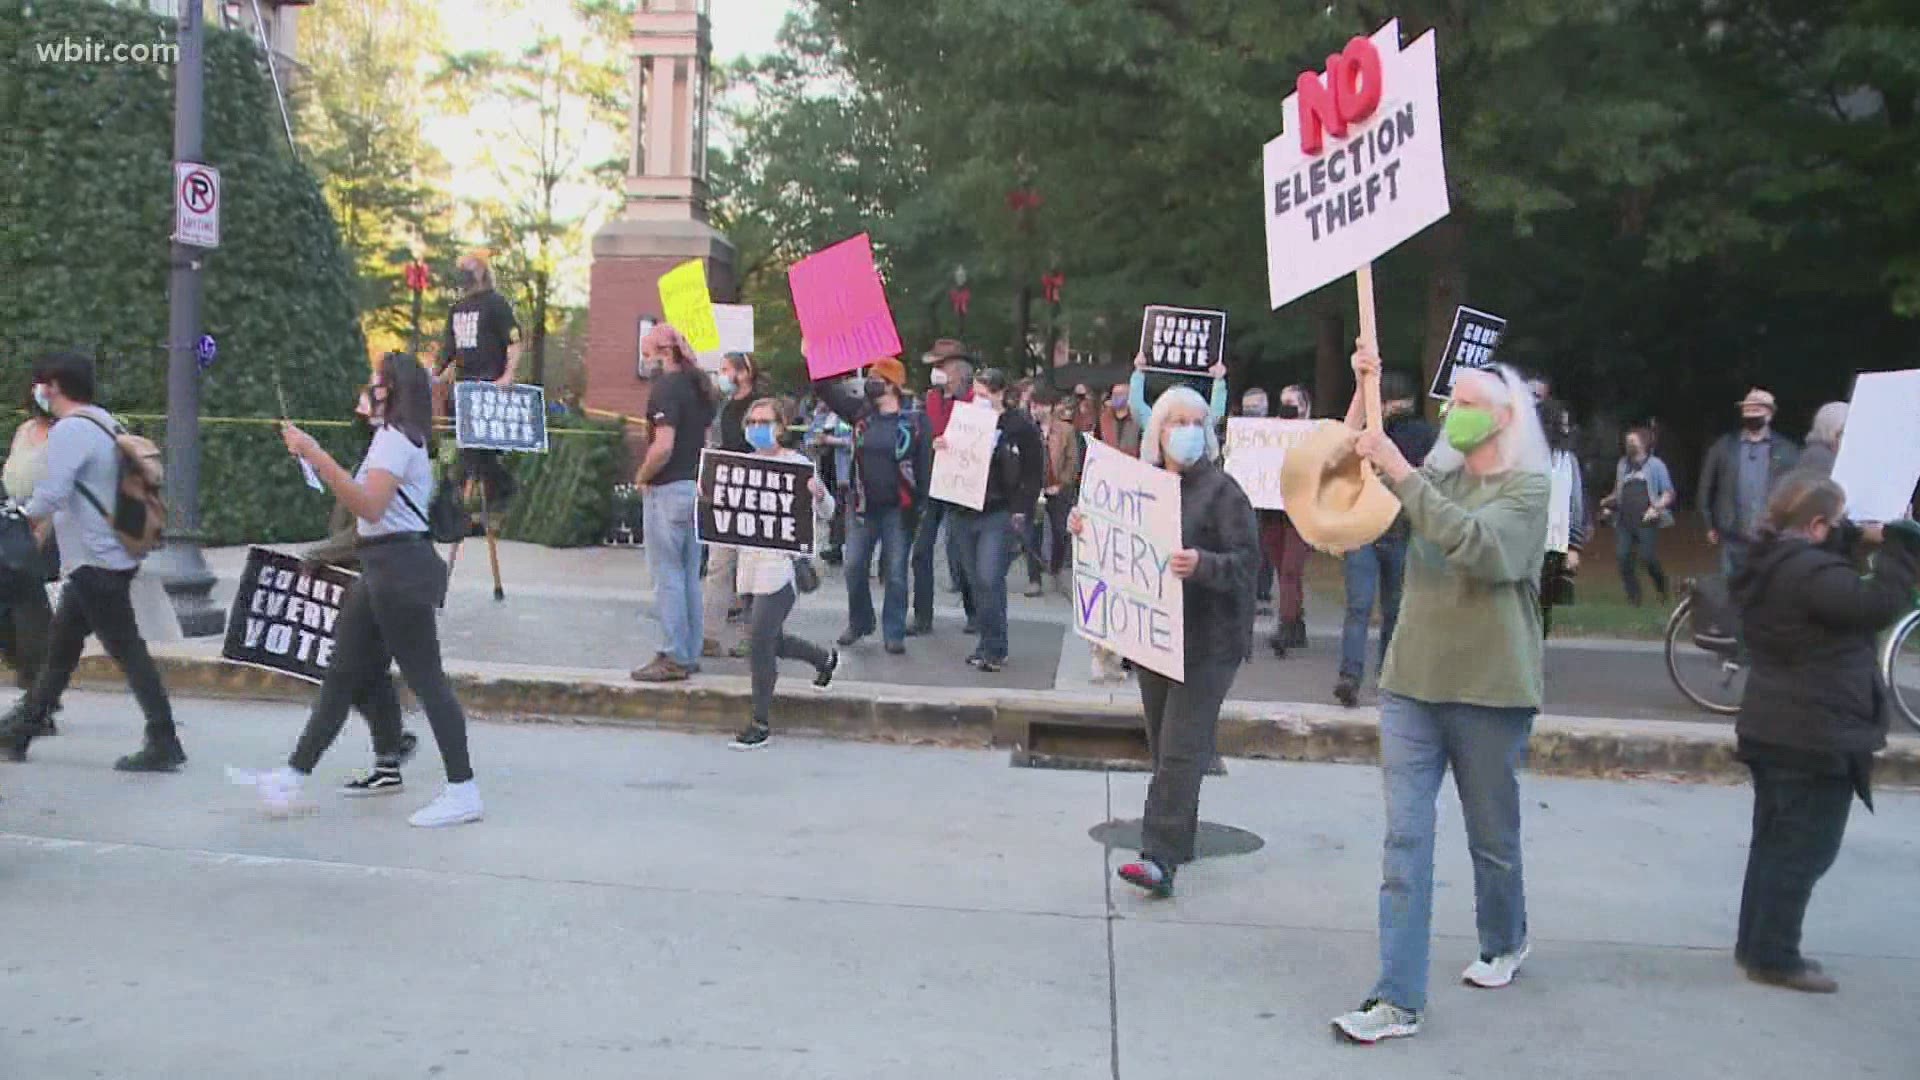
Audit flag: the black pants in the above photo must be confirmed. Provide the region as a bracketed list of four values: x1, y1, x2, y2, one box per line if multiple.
[17, 566, 173, 742]
[1737, 762, 1853, 974]
[1135, 660, 1240, 867]
[1045, 489, 1075, 576]
[0, 566, 52, 690]
[747, 583, 831, 728]
[289, 540, 471, 783]
[457, 448, 515, 507]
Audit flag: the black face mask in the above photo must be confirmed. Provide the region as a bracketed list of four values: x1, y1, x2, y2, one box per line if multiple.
[1741, 415, 1768, 433]
[1276, 404, 1301, 420]
[460, 269, 484, 290]
[1821, 519, 1862, 554]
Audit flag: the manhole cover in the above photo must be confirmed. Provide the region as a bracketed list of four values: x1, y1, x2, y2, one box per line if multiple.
[1089, 819, 1265, 860]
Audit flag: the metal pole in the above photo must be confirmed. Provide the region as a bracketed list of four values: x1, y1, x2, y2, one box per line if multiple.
[149, 0, 224, 637]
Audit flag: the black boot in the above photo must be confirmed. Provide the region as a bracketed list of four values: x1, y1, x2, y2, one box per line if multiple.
[0, 701, 47, 761]
[1285, 617, 1309, 648]
[114, 737, 187, 773]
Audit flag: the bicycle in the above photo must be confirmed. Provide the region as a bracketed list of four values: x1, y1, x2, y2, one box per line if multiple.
[1666, 578, 1920, 732]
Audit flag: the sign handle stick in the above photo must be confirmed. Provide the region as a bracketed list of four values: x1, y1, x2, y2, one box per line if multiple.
[1356, 264, 1383, 434]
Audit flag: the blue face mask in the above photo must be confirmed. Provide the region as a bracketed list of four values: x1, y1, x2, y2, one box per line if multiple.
[1166, 425, 1208, 466]
[746, 423, 779, 452]
[715, 374, 736, 397]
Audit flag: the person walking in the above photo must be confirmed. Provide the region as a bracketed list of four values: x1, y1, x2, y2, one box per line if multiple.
[1334, 372, 1435, 707]
[434, 253, 521, 511]
[1699, 388, 1801, 580]
[912, 340, 976, 635]
[1031, 396, 1083, 598]
[1239, 387, 1276, 614]
[1259, 384, 1315, 656]
[940, 369, 1044, 673]
[241, 354, 478, 824]
[1729, 473, 1920, 993]
[815, 367, 926, 655]
[631, 324, 719, 683]
[702, 351, 759, 660]
[1, 387, 56, 715]
[0, 352, 181, 771]
[726, 399, 841, 750]
[805, 398, 853, 564]
[1600, 427, 1675, 607]
[1538, 397, 1590, 638]
[1330, 343, 1552, 1045]
[1797, 402, 1846, 478]
[1069, 386, 1257, 897]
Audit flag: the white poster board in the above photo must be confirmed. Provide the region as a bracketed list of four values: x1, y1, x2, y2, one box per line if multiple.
[1223, 418, 1319, 511]
[1072, 438, 1185, 682]
[1262, 20, 1448, 310]
[928, 401, 997, 511]
[1831, 368, 1920, 523]
[714, 304, 756, 355]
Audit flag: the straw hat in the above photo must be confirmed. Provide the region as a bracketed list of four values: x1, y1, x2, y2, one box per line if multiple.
[1279, 421, 1402, 555]
[1737, 388, 1776, 417]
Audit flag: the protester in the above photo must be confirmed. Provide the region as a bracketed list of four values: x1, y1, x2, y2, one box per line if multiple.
[727, 398, 841, 750]
[702, 351, 759, 660]
[1797, 402, 1846, 478]
[434, 253, 520, 511]
[1330, 344, 1552, 1045]
[630, 325, 719, 683]
[1240, 388, 1275, 614]
[913, 340, 976, 634]
[1259, 384, 1314, 656]
[1334, 372, 1435, 707]
[1699, 388, 1801, 580]
[816, 366, 926, 655]
[1, 387, 56, 712]
[1601, 427, 1675, 607]
[1029, 395, 1083, 598]
[1069, 385, 1256, 897]
[1018, 388, 1057, 596]
[1125, 353, 1228, 431]
[1097, 381, 1144, 457]
[0, 353, 181, 771]
[1729, 473, 1920, 993]
[940, 369, 1044, 673]
[1070, 382, 1099, 435]
[805, 398, 854, 564]
[1538, 397, 1590, 638]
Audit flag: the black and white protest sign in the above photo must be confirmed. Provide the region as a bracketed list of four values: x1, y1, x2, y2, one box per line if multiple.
[1139, 306, 1228, 376]
[222, 547, 354, 684]
[454, 382, 549, 453]
[1428, 307, 1508, 399]
[697, 450, 816, 555]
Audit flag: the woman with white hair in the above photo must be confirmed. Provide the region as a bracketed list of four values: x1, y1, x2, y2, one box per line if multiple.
[1330, 343, 1552, 1045]
[1798, 402, 1847, 478]
[1069, 386, 1258, 897]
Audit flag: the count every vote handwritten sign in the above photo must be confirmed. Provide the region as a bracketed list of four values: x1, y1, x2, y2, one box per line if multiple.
[1072, 438, 1184, 683]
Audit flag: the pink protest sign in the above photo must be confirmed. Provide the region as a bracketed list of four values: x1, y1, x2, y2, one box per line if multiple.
[788, 234, 903, 380]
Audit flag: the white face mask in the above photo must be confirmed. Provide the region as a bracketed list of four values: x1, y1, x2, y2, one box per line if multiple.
[930, 368, 948, 387]
[31, 384, 52, 413]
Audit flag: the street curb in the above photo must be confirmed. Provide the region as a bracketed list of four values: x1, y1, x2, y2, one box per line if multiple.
[73, 655, 1920, 787]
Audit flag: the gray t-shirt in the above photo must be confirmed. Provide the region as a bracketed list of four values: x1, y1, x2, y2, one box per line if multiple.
[1735, 437, 1772, 538]
[23, 405, 137, 574]
[356, 427, 434, 538]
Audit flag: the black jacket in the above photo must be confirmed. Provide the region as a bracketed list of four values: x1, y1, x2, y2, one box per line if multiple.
[1732, 534, 1918, 755]
[1178, 458, 1260, 667]
[982, 408, 1046, 518]
[1698, 431, 1800, 538]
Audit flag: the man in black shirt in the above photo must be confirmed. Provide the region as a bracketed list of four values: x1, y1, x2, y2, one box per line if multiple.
[631, 323, 719, 683]
[437, 254, 521, 509]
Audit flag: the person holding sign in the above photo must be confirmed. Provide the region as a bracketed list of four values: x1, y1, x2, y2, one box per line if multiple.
[1329, 344, 1551, 1045]
[725, 399, 841, 750]
[1125, 352, 1229, 434]
[1333, 371, 1434, 707]
[814, 369, 927, 655]
[940, 370, 1044, 673]
[701, 352, 761, 659]
[1068, 387, 1258, 897]
[248, 353, 483, 828]
[436, 253, 521, 512]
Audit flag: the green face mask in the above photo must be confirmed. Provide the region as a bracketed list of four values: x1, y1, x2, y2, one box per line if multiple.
[1442, 403, 1500, 453]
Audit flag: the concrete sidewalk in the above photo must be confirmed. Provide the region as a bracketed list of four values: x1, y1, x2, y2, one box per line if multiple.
[1, 693, 1914, 1079]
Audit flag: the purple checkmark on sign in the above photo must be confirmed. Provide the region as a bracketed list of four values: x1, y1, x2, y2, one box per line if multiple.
[1077, 578, 1107, 626]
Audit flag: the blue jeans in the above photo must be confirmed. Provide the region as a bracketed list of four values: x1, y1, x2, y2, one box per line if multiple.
[643, 480, 704, 667]
[1373, 693, 1534, 1012]
[912, 499, 972, 626]
[847, 506, 910, 644]
[1719, 536, 1752, 583]
[1615, 523, 1669, 605]
[952, 508, 1015, 661]
[1339, 530, 1407, 682]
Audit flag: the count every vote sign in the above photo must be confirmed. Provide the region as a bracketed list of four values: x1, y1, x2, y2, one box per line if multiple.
[697, 449, 817, 555]
[221, 547, 354, 684]
[1072, 438, 1184, 683]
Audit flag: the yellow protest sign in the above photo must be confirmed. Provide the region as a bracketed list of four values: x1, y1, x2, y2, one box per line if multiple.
[658, 258, 721, 354]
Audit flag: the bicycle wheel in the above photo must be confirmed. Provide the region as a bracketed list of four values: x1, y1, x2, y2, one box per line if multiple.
[1665, 593, 1746, 716]
[1880, 610, 1920, 734]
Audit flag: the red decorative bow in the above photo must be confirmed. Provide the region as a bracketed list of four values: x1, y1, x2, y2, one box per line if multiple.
[949, 287, 971, 316]
[1040, 272, 1065, 304]
[404, 261, 430, 292]
[1005, 188, 1043, 213]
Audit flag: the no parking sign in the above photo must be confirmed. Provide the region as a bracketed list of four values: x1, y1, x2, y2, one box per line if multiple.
[174, 162, 221, 249]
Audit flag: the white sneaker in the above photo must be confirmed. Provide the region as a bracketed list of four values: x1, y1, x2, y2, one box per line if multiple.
[240, 765, 304, 816]
[1331, 999, 1421, 1044]
[1463, 944, 1531, 989]
[408, 780, 484, 828]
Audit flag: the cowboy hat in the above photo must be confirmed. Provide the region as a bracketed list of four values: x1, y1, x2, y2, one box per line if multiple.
[1737, 388, 1777, 416]
[921, 339, 975, 365]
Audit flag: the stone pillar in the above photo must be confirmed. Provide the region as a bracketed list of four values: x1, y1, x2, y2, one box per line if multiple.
[585, 0, 734, 435]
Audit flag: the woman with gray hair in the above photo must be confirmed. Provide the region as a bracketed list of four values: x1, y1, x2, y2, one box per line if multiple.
[1068, 385, 1258, 897]
[1331, 343, 1552, 1045]
[1798, 402, 1847, 477]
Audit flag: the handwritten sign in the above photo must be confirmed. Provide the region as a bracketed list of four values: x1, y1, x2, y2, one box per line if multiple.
[789, 233, 904, 380]
[714, 303, 756, 355]
[1223, 418, 1318, 511]
[1073, 438, 1184, 682]
[697, 450, 816, 554]
[1831, 368, 1920, 523]
[659, 259, 722, 355]
[928, 401, 997, 511]
[221, 548, 353, 684]
[1139, 306, 1227, 376]
[1262, 20, 1449, 310]
[1429, 307, 1508, 399]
